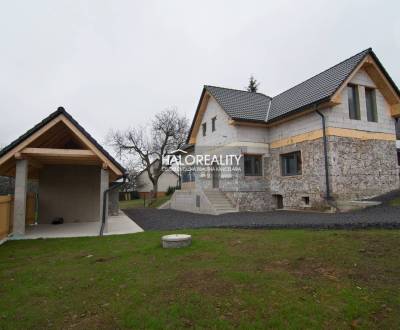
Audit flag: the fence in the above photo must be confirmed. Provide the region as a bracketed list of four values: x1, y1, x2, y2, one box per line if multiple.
[0, 193, 37, 239]
[0, 196, 12, 239]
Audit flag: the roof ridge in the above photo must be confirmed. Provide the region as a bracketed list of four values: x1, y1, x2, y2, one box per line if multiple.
[205, 85, 272, 99]
[271, 48, 372, 99]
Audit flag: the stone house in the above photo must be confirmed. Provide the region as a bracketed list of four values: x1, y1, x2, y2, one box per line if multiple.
[171, 48, 400, 213]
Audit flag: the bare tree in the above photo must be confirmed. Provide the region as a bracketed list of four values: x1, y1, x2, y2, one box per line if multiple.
[109, 108, 188, 199]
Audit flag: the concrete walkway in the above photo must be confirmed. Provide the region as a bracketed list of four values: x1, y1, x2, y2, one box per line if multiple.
[22, 211, 143, 239]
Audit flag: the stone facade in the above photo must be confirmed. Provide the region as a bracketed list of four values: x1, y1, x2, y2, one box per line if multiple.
[329, 136, 399, 200]
[268, 138, 327, 210]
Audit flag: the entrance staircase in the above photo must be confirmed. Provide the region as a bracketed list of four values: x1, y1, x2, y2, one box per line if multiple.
[204, 190, 237, 215]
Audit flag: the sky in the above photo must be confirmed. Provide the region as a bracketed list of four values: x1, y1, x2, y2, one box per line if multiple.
[0, 0, 399, 152]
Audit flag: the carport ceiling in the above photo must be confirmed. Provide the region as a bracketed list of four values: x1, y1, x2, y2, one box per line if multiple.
[0, 107, 125, 181]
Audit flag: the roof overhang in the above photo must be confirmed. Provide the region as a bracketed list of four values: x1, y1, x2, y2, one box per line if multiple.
[0, 109, 125, 181]
[187, 88, 210, 144]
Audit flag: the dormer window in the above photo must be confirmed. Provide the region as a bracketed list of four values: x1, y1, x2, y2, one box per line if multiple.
[202, 123, 206, 136]
[347, 84, 360, 120]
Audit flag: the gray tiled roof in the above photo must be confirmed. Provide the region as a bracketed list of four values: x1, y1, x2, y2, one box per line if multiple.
[204, 85, 271, 122]
[268, 48, 371, 121]
[200, 48, 398, 125]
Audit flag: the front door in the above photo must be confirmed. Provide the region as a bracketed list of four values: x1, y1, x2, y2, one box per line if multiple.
[212, 162, 219, 189]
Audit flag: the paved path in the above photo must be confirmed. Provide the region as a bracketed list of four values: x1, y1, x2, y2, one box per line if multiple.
[123, 192, 400, 231]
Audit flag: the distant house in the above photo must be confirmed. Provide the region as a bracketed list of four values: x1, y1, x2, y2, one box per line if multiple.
[135, 160, 179, 198]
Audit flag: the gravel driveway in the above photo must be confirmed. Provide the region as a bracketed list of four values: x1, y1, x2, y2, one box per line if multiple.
[123, 191, 400, 231]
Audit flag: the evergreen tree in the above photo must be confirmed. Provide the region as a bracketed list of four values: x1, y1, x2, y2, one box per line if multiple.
[247, 75, 259, 92]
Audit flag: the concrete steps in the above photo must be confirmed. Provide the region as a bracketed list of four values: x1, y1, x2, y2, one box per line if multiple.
[204, 190, 237, 214]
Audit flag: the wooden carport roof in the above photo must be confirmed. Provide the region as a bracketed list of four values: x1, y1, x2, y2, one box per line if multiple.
[0, 107, 126, 181]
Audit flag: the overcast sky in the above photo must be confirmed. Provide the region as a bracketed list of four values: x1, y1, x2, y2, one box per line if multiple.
[1, 0, 399, 151]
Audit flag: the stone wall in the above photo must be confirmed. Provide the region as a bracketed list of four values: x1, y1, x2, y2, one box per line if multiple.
[329, 136, 399, 200]
[268, 138, 328, 210]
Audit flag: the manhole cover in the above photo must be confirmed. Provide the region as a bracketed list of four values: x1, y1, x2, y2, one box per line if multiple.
[162, 234, 192, 248]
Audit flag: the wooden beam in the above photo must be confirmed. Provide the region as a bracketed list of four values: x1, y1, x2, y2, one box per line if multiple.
[59, 115, 123, 177]
[391, 104, 400, 118]
[20, 148, 97, 159]
[0, 116, 63, 166]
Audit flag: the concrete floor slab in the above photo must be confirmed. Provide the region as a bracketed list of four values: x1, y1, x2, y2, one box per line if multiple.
[21, 211, 143, 239]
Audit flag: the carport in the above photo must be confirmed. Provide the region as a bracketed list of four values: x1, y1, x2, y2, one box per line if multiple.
[0, 107, 139, 239]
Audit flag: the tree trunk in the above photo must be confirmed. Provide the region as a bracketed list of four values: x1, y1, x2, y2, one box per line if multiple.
[151, 181, 158, 201]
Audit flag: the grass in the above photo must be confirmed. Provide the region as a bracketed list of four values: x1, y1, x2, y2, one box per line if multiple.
[388, 196, 400, 206]
[119, 195, 170, 209]
[0, 229, 400, 329]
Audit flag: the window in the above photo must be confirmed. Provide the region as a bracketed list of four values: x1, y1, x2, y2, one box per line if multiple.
[347, 84, 360, 120]
[397, 149, 400, 166]
[202, 123, 206, 136]
[302, 196, 310, 205]
[211, 116, 216, 132]
[396, 120, 400, 140]
[281, 151, 302, 176]
[244, 155, 262, 176]
[365, 88, 378, 122]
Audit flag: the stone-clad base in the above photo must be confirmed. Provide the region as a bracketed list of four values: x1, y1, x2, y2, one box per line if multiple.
[225, 191, 273, 212]
[328, 136, 399, 200]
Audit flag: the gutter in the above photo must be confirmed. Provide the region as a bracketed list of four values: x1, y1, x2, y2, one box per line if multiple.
[99, 174, 128, 236]
[315, 109, 331, 201]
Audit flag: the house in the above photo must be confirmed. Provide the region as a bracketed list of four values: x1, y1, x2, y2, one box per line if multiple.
[170, 48, 400, 213]
[0, 107, 127, 238]
[135, 160, 179, 198]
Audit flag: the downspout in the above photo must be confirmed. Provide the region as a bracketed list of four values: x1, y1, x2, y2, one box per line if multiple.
[315, 109, 331, 201]
[99, 173, 128, 236]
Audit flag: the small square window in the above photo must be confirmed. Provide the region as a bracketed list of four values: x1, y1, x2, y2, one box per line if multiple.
[212, 116, 216, 132]
[202, 123, 206, 137]
[281, 151, 302, 176]
[302, 196, 310, 205]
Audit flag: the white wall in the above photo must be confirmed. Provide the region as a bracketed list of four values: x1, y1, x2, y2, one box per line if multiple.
[136, 169, 179, 192]
[195, 97, 237, 146]
[39, 165, 100, 223]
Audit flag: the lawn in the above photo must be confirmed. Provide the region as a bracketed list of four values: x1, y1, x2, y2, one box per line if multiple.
[0, 229, 399, 329]
[119, 195, 170, 209]
[388, 196, 400, 206]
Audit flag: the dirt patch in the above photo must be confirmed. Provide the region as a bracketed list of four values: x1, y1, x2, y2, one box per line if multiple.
[177, 269, 234, 297]
[264, 257, 341, 281]
[64, 312, 120, 330]
[94, 256, 117, 263]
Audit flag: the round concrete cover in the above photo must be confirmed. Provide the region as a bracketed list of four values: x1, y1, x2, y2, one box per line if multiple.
[162, 234, 191, 241]
[162, 234, 192, 248]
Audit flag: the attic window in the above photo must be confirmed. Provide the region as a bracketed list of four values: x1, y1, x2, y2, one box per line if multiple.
[202, 123, 207, 137]
[212, 116, 216, 132]
[347, 84, 360, 120]
[365, 88, 378, 122]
